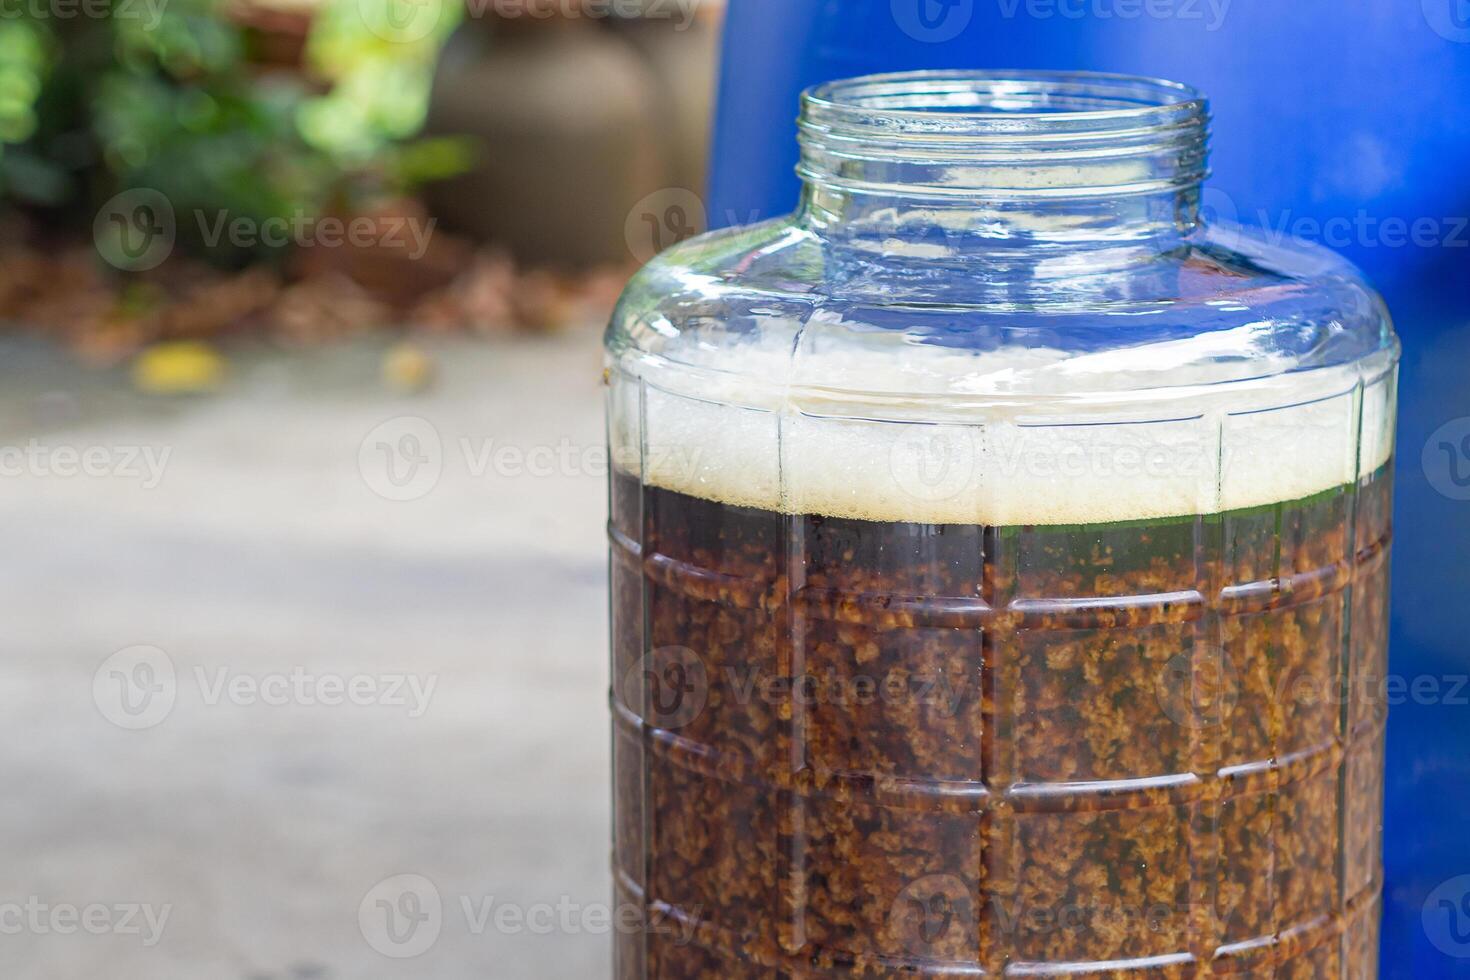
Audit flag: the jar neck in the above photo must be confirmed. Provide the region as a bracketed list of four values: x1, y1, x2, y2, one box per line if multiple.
[795, 72, 1210, 264]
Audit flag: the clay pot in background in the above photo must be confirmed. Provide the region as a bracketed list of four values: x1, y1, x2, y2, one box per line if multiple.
[424, 14, 672, 269]
[288, 199, 469, 309]
[607, 2, 722, 217]
[223, 0, 316, 72]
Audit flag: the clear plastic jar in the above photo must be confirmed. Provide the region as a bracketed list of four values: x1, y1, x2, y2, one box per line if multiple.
[606, 71, 1396, 978]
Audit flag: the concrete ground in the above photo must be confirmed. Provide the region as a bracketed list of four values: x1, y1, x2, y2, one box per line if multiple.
[0, 329, 613, 979]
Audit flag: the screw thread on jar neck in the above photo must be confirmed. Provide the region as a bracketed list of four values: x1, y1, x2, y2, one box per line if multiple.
[796, 71, 1211, 248]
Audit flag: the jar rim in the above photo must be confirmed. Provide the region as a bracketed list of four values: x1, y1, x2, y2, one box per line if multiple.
[796, 70, 1210, 203]
[801, 70, 1207, 136]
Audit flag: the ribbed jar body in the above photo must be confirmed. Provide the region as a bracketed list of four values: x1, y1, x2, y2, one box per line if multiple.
[606, 72, 1397, 978]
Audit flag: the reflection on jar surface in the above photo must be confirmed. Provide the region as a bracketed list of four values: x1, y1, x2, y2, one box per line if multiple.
[606, 71, 1397, 977]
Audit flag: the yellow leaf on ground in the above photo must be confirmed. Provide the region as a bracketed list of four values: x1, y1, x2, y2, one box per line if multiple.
[132, 341, 226, 395]
[382, 342, 436, 395]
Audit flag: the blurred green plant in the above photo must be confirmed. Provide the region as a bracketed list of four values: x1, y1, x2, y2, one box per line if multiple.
[0, 0, 470, 266]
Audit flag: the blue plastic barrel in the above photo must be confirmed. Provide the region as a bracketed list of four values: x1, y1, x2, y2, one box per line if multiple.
[707, 3, 1470, 973]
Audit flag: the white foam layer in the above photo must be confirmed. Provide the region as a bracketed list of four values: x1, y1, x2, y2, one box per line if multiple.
[610, 340, 1397, 526]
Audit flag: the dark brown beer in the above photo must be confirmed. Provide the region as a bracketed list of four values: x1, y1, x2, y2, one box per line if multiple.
[610, 464, 1390, 977]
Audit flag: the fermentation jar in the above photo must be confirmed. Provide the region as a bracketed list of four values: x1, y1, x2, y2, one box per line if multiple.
[606, 71, 1396, 978]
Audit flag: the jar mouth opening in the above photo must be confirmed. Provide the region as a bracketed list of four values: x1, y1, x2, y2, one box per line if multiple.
[796, 70, 1210, 205]
[802, 70, 1207, 136]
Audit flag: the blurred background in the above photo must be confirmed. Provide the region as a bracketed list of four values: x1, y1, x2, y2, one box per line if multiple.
[0, 0, 1467, 976]
[0, 1, 720, 977]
